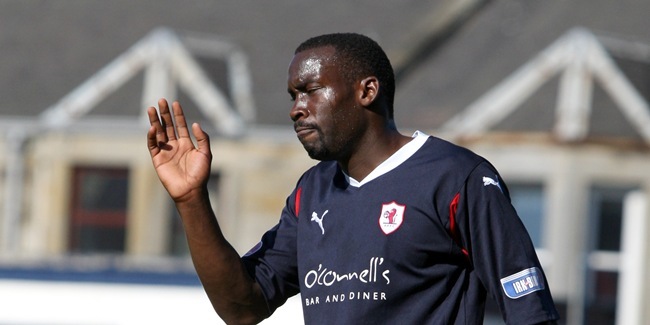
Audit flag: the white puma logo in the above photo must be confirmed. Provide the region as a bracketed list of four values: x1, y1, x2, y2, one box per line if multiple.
[483, 175, 502, 192]
[311, 210, 328, 235]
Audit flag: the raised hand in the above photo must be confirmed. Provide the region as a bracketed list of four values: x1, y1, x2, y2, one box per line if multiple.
[147, 99, 212, 202]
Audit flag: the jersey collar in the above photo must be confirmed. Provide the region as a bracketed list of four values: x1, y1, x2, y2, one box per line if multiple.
[345, 130, 429, 187]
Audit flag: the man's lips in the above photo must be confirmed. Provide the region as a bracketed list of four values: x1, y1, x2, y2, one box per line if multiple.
[294, 124, 317, 138]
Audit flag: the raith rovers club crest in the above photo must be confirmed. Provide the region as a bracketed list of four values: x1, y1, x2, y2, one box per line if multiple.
[379, 201, 405, 235]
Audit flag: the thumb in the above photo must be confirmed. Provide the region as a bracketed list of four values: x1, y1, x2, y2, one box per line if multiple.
[192, 123, 211, 156]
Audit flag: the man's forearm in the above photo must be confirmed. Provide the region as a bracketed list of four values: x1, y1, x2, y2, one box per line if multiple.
[176, 189, 269, 324]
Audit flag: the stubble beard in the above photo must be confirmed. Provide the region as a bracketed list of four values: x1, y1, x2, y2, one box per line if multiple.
[300, 128, 338, 161]
[302, 137, 333, 161]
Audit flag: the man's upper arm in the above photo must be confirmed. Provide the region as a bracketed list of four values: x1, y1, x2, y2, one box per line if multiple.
[459, 162, 560, 324]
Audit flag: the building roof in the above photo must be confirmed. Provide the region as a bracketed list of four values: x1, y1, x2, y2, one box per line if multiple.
[395, 0, 650, 138]
[1, 0, 649, 140]
[0, 1, 446, 124]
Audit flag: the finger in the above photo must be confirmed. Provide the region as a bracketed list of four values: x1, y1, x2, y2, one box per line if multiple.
[146, 125, 160, 157]
[150, 99, 168, 143]
[147, 105, 162, 129]
[147, 105, 168, 145]
[172, 101, 191, 139]
[158, 98, 177, 141]
[192, 123, 212, 157]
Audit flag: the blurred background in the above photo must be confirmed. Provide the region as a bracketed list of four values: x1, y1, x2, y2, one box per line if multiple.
[1, 1, 649, 324]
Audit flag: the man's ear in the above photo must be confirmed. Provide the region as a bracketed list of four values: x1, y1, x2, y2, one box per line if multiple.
[358, 76, 379, 107]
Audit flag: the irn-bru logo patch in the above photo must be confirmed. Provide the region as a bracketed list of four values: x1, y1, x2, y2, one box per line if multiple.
[500, 267, 545, 299]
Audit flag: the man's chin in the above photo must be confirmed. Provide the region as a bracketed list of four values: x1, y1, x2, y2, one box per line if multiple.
[304, 146, 333, 161]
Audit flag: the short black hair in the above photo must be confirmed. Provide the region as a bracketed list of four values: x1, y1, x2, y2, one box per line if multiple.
[295, 33, 396, 118]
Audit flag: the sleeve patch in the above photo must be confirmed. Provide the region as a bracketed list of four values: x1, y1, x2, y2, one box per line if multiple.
[500, 267, 545, 299]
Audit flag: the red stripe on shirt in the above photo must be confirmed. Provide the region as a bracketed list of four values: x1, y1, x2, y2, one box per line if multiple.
[294, 187, 302, 218]
[449, 192, 469, 257]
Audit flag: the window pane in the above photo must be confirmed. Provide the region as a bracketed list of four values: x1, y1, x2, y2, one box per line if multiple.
[69, 167, 129, 253]
[80, 173, 128, 212]
[508, 183, 544, 248]
[595, 196, 623, 251]
[584, 186, 636, 325]
[590, 187, 634, 252]
[584, 271, 618, 325]
[76, 225, 126, 253]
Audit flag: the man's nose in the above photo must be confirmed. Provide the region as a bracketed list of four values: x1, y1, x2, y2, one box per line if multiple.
[290, 100, 309, 122]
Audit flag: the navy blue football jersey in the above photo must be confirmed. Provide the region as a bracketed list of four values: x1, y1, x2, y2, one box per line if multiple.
[242, 132, 559, 324]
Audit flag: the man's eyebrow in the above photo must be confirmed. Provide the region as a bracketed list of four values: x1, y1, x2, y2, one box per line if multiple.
[288, 80, 308, 91]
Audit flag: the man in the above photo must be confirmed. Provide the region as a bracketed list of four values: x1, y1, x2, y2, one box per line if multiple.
[147, 33, 559, 324]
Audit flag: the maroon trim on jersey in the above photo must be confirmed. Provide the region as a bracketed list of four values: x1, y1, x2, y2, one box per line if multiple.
[295, 187, 302, 218]
[449, 192, 469, 257]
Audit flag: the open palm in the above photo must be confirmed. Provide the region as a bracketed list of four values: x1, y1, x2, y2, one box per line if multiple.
[147, 99, 212, 202]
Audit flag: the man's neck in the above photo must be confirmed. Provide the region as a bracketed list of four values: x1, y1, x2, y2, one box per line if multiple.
[339, 129, 412, 182]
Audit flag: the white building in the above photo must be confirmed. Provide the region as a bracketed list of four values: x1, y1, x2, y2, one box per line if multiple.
[1, 2, 649, 324]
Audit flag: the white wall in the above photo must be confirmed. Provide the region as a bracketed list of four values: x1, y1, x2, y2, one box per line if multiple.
[0, 280, 304, 325]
